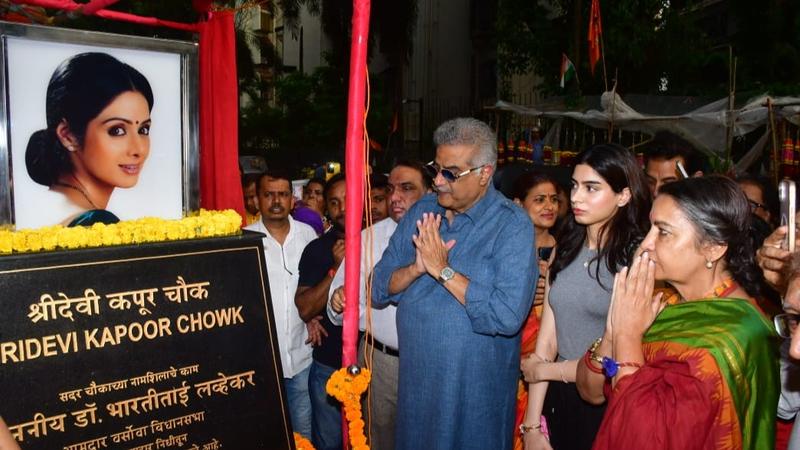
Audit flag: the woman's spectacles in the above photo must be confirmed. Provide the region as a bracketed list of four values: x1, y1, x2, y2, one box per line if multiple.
[425, 161, 485, 183]
[774, 313, 800, 338]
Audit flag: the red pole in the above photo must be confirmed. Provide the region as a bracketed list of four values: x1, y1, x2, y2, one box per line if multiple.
[342, 0, 370, 370]
[341, 1, 370, 446]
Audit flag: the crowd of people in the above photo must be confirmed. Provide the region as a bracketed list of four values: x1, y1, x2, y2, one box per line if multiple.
[233, 118, 800, 450]
[170, 118, 800, 450]
[240, 156, 433, 450]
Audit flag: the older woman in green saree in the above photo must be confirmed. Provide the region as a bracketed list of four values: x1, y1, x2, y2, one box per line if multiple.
[576, 175, 779, 450]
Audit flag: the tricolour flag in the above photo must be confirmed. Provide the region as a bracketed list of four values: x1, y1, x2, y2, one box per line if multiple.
[560, 53, 577, 88]
[588, 0, 603, 75]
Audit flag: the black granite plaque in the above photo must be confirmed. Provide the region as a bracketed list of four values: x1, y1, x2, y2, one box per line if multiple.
[0, 231, 294, 450]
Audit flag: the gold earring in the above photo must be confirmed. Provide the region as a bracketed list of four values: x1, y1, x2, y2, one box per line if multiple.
[705, 260, 713, 269]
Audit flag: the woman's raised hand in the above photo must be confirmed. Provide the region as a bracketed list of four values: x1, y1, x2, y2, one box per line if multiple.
[609, 252, 664, 339]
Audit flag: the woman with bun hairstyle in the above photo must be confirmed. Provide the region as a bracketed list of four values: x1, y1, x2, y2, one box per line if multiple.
[25, 52, 153, 226]
[578, 176, 778, 450]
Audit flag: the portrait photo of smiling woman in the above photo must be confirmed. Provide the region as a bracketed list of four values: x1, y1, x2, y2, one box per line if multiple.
[25, 52, 154, 226]
[6, 36, 186, 229]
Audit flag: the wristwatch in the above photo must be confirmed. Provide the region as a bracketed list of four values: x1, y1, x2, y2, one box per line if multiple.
[438, 266, 456, 284]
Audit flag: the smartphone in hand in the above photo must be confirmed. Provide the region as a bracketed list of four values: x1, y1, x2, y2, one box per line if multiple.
[779, 179, 796, 252]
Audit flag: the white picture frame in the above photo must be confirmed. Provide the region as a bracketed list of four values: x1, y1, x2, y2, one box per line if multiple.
[0, 21, 199, 228]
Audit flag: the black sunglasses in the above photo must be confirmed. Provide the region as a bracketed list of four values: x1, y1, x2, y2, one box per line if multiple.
[425, 161, 485, 183]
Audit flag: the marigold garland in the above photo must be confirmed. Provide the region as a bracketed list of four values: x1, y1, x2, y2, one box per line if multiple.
[293, 432, 315, 450]
[326, 366, 371, 450]
[0, 209, 242, 255]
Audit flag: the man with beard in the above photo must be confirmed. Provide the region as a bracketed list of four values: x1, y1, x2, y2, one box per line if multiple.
[327, 160, 432, 450]
[295, 174, 347, 450]
[244, 170, 318, 438]
[372, 118, 537, 449]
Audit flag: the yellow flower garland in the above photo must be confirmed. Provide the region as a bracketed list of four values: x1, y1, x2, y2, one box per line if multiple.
[326, 366, 371, 450]
[0, 209, 242, 255]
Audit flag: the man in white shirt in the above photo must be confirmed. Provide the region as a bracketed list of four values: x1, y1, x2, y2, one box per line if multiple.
[245, 170, 318, 438]
[327, 160, 431, 450]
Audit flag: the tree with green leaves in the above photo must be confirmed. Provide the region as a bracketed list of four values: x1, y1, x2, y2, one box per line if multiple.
[278, 0, 418, 169]
[1, 1, 417, 172]
[222, 0, 416, 170]
[497, 0, 800, 98]
[239, 58, 391, 173]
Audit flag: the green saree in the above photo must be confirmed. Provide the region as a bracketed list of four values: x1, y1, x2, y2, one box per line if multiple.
[593, 298, 779, 450]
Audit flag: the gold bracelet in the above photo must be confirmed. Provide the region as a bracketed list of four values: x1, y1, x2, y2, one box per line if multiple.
[519, 423, 541, 435]
[588, 336, 604, 364]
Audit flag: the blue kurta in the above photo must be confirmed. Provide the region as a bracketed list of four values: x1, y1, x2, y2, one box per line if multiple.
[372, 186, 537, 450]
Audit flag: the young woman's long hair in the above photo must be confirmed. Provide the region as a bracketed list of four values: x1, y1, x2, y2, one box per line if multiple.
[550, 144, 651, 286]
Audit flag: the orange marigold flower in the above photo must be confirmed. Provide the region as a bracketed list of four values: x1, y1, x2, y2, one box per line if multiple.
[351, 433, 367, 446]
[325, 367, 372, 449]
[293, 432, 315, 450]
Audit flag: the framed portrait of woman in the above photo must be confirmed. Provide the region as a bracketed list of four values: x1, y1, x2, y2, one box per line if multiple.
[0, 21, 199, 229]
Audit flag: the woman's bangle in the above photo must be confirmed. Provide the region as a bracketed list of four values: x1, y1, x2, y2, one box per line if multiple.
[519, 422, 541, 435]
[601, 357, 643, 377]
[558, 361, 568, 383]
[583, 350, 604, 374]
[588, 336, 604, 363]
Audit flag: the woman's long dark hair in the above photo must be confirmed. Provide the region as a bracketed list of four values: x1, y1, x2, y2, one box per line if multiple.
[25, 52, 154, 187]
[659, 175, 768, 299]
[550, 144, 651, 286]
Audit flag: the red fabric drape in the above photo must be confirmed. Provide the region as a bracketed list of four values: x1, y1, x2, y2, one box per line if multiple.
[12, 0, 201, 31]
[81, 0, 119, 15]
[12, 0, 77, 9]
[198, 11, 245, 221]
